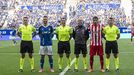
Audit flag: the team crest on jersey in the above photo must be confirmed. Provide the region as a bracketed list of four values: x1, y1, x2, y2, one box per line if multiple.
[48, 28, 51, 34]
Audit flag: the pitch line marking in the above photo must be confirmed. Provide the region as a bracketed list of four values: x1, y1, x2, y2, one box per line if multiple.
[59, 58, 76, 75]
[59, 44, 89, 75]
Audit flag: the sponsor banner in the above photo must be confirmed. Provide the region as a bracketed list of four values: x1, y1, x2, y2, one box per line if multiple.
[77, 3, 120, 10]
[0, 28, 131, 40]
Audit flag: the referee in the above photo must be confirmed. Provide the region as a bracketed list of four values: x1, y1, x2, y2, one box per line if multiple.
[73, 19, 89, 71]
[56, 17, 72, 71]
[17, 17, 36, 72]
[103, 17, 120, 72]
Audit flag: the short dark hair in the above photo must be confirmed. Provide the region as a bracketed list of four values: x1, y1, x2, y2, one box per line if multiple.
[93, 16, 98, 20]
[43, 16, 48, 18]
[23, 16, 28, 19]
[109, 17, 113, 20]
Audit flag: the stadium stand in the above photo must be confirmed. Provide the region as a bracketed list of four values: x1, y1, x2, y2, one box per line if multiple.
[0, 0, 132, 29]
[69, 0, 128, 27]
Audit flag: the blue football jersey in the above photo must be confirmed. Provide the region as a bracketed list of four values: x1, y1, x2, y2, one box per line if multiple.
[11, 29, 16, 36]
[38, 25, 53, 46]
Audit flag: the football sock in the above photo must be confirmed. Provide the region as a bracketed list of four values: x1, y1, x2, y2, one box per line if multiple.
[49, 56, 53, 69]
[67, 57, 71, 68]
[99, 55, 104, 69]
[115, 57, 119, 69]
[83, 57, 87, 69]
[106, 58, 110, 69]
[30, 58, 34, 69]
[90, 56, 94, 69]
[20, 58, 24, 69]
[75, 57, 79, 69]
[58, 57, 63, 69]
[40, 58, 44, 69]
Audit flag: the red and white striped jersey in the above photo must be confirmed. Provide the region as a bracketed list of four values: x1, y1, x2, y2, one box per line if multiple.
[88, 23, 103, 46]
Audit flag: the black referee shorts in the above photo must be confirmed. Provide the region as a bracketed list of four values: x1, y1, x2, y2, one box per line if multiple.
[58, 41, 70, 54]
[105, 41, 118, 54]
[20, 40, 34, 53]
[74, 44, 87, 55]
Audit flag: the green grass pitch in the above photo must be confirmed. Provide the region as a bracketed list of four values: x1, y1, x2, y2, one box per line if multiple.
[0, 39, 134, 75]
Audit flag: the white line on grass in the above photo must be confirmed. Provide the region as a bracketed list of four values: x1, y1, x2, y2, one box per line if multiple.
[59, 58, 76, 75]
[59, 44, 90, 75]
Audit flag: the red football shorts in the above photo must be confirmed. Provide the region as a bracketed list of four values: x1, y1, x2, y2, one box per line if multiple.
[89, 45, 104, 56]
